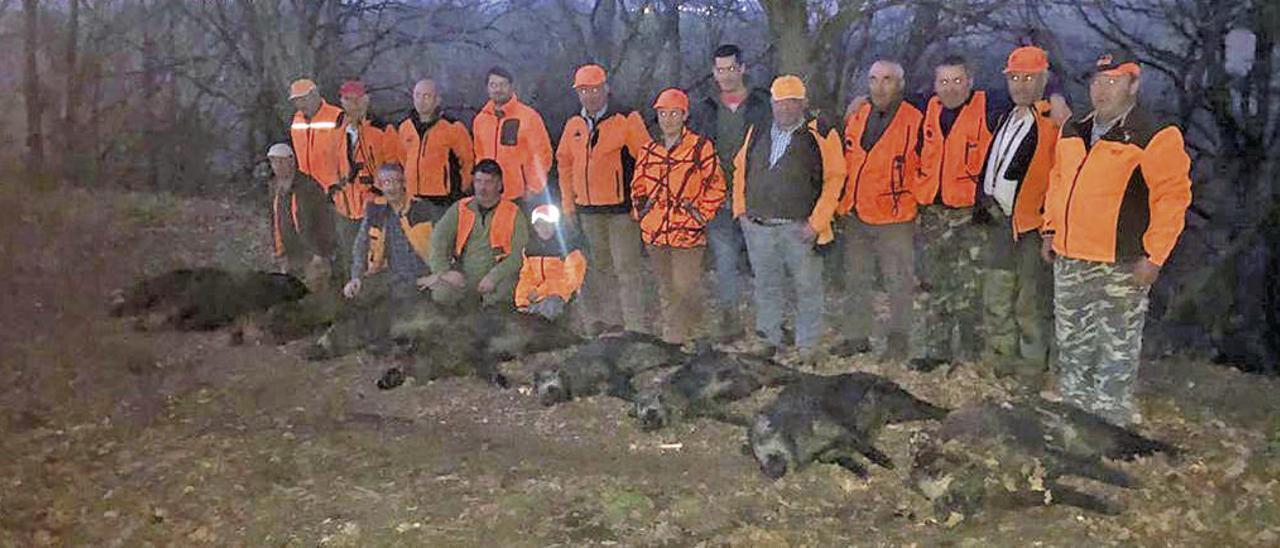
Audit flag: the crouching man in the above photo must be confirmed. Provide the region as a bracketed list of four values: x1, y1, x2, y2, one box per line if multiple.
[515, 204, 587, 321]
[307, 162, 438, 359]
[422, 159, 529, 309]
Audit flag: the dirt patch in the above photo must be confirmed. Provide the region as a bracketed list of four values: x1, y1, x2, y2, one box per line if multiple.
[2, 183, 1280, 546]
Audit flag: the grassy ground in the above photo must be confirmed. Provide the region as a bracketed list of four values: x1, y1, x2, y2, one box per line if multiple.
[2, 181, 1279, 546]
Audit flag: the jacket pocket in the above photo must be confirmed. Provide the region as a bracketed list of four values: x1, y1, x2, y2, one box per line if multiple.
[500, 119, 521, 147]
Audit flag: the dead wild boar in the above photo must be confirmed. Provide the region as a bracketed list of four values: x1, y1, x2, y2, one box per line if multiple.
[749, 372, 947, 480]
[909, 399, 1179, 516]
[110, 268, 308, 331]
[534, 331, 687, 406]
[631, 347, 803, 431]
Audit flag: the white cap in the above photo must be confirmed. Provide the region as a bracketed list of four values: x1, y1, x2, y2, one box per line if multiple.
[531, 204, 561, 224]
[266, 143, 294, 158]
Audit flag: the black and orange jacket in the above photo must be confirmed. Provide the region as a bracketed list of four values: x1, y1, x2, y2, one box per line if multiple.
[396, 111, 475, 202]
[333, 115, 398, 220]
[358, 196, 438, 278]
[556, 106, 652, 215]
[272, 174, 335, 261]
[915, 91, 993, 208]
[472, 95, 554, 201]
[976, 99, 1060, 236]
[731, 117, 847, 245]
[631, 129, 726, 247]
[290, 101, 347, 191]
[839, 101, 924, 225]
[515, 233, 587, 308]
[1043, 107, 1192, 266]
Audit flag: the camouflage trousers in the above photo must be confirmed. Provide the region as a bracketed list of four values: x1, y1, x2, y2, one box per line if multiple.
[981, 223, 1053, 369]
[1054, 257, 1149, 425]
[918, 207, 986, 360]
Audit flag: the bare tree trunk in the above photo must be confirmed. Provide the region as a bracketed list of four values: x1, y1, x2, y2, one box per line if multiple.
[62, 0, 80, 182]
[23, 0, 44, 174]
[142, 21, 160, 190]
[761, 0, 810, 78]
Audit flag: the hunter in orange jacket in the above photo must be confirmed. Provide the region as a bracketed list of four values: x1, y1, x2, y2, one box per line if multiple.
[515, 205, 586, 316]
[556, 104, 653, 216]
[1044, 107, 1191, 266]
[472, 68, 553, 202]
[731, 118, 846, 246]
[398, 79, 475, 203]
[289, 79, 347, 192]
[840, 99, 924, 224]
[336, 80, 400, 221]
[632, 127, 726, 247]
[915, 89, 992, 208]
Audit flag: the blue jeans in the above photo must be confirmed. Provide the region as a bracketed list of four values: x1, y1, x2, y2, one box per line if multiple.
[706, 205, 745, 312]
[740, 218, 824, 349]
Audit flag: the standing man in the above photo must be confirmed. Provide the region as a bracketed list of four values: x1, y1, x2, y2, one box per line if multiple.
[266, 143, 334, 286]
[335, 79, 399, 272]
[834, 60, 923, 362]
[732, 76, 846, 363]
[689, 44, 772, 341]
[472, 67, 554, 205]
[633, 88, 727, 345]
[397, 78, 475, 208]
[911, 55, 997, 371]
[972, 46, 1060, 381]
[555, 64, 653, 334]
[424, 160, 529, 309]
[1042, 53, 1191, 426]
[288, 78, 347, 194]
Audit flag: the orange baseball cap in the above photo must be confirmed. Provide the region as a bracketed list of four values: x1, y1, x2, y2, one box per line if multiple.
[652, 88, 689, 112]
[573, 64, 607, 88]
[770, 75, 806, 101]
[288, 78, 317, 99]
[1004, 46, 1049, 74]
[1094, 52, 1141, 77]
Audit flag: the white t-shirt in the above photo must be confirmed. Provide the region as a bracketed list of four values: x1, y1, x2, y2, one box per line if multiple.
[982, 107, 1035, 216]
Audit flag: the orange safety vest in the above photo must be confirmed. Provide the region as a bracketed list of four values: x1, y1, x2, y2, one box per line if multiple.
[364, 197, 434, 276]
[916, 91, 992, 208]
[453, 197, 520, 261]
[840, 101, 924, 225]
[290, 101, 347, 190]
[272, 193, 300, 257]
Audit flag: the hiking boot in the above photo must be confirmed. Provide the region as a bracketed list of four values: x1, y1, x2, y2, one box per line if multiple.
[831, 337, 872, 358]
[908, 357, 950, 373]
[880, 332, 910, 363]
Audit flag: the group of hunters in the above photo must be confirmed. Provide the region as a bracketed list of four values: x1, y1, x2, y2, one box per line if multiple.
[268, 43, 1192, 427]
